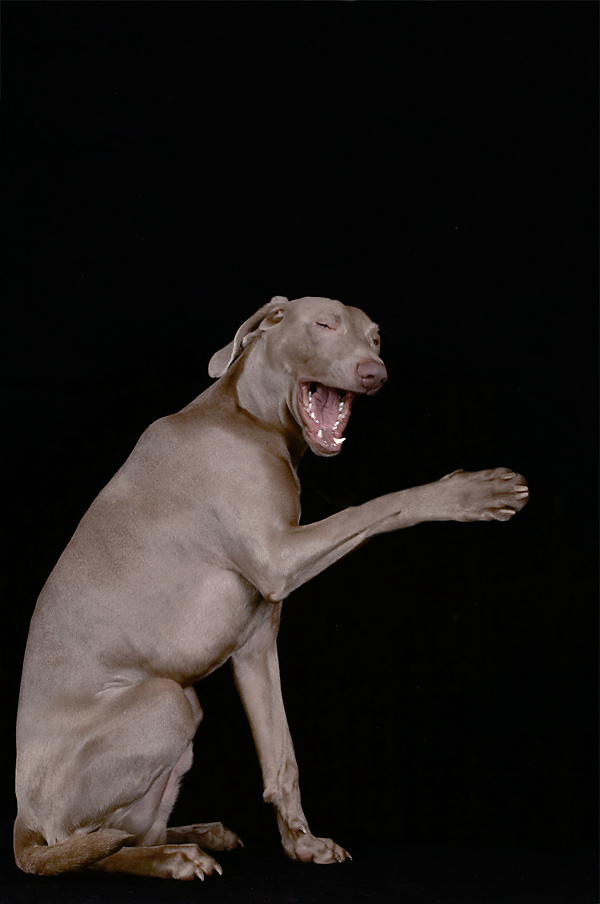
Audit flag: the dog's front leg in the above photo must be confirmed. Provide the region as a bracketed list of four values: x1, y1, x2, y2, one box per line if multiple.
[231, 608, 350, 864]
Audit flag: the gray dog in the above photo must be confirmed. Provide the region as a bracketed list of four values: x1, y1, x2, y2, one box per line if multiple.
[14, 296, 528, 879]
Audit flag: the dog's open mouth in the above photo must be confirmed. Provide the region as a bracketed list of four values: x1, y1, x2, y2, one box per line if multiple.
[297, 381, 354, 456]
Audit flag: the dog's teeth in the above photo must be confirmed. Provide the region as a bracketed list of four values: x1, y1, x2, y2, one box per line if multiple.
[318, 429, 323, 438]
[333, 437, 346, 445]
[310, 412, 316, 420]
[338, 399, 344, 411]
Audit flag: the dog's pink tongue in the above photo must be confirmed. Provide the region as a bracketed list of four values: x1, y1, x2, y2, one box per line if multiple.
[312, 384, 340, 428]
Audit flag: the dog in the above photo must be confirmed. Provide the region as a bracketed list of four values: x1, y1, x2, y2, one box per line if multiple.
[14, 295, 528, 879]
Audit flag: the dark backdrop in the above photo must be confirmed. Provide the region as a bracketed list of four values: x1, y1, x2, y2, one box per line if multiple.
[2, 0, 597, 866]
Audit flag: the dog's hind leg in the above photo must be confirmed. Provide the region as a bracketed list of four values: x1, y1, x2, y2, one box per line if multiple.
[15, 678, 207, 877]
[87, 684, 233, 879]
[87, 746, 224, 881]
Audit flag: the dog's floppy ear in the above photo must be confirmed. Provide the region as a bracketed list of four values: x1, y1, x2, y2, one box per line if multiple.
[208, 296, 289, 378]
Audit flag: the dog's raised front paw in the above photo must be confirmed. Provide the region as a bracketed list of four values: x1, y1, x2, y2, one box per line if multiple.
[438, 467, 529, 522]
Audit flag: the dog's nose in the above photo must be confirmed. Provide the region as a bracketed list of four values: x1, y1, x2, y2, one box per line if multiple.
[357, 359, 388, 392]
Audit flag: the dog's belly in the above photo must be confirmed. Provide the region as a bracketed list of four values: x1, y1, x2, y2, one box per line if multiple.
[26, 559, 267, 696]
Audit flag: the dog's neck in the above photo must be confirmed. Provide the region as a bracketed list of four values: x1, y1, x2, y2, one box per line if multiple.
[224, 350, 307, 470]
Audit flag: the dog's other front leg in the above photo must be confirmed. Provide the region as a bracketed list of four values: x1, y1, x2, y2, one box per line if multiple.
[231, 606, 350, 864]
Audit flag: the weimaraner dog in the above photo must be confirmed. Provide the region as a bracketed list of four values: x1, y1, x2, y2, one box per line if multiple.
[14, 296, 528, 880]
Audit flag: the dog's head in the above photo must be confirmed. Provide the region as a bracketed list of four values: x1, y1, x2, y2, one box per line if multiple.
[209, 296, 387, 457]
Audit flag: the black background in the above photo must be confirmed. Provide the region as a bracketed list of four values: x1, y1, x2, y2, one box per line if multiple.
[2, 3, 598, 901]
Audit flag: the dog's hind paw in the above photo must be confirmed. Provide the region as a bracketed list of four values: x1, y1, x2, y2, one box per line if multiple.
[153, 843, 222, 880]
[167, 822, 243, 852]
